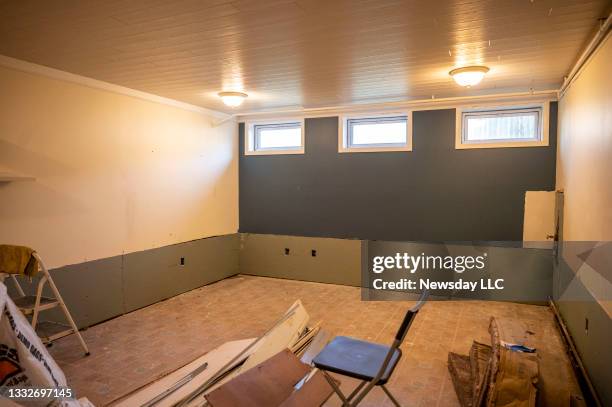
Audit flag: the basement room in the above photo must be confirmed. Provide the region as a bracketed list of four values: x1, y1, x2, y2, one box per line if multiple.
[0, 1, 610, 406]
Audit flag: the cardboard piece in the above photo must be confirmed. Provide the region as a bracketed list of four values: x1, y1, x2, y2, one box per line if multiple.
[450, 316, 584, 407]
[470, 341, 492, 407]
[487, 318, 538, 407]
[448, 352, 474, 407]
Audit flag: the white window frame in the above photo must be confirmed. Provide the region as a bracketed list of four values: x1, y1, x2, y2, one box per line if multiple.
[455, 102, 549, 149]
[338, 111, 412, 153]
[244, 118, 305, 155]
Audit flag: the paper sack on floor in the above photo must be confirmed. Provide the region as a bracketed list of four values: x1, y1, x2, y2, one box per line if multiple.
[0, 282, 81, 407]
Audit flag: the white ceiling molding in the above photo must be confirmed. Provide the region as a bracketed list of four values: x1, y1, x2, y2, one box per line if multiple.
[235, 90, 559, 121]
[560, 11, 611, 98]
[0, 54, 230, 120]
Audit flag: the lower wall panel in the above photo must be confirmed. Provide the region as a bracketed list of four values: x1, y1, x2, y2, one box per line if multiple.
[6, 234, 239, 328]
[238, 233, 553, 300]
[123, 234, 239, 312]
[49, 255, 124, 328]
[558, 299, 612, 406]
[239, 233, 361, 286]
[554, 244, 612, 406]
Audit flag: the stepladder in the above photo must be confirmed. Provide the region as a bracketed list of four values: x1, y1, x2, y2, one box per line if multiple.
[2, 252, 90, 356]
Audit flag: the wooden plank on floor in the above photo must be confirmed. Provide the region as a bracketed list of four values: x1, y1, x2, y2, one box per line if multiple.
[237, 299, 309, 374]
[206, 349, 311, 407]
[176, 300, 312, 405]
[279, 370, 335, 407]
[111, 338, 257, 407]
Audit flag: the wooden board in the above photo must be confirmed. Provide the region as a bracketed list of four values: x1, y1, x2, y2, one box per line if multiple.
[206, 349, 311, 407]
[111, 338, 256, 407]
[291, 324, 321, 355]
[279, 370, 335, 407]
[114, 301, 313, 407]
[299, 330, 331, 366]
[177, 300, 313, 405]
[237, 300, 309, 374]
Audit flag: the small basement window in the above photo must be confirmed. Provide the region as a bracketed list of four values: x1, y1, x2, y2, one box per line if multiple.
[456, 103, 549, 149]
[245, 119, 304, 155]
[339, 113, 412, 153]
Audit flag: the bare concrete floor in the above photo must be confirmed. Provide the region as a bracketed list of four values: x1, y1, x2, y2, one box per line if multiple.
[49, 275, 570, 406]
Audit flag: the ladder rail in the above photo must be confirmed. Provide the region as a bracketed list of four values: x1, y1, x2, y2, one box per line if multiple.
[30, 275, 47, 329]
[10, 274, 26, 297]
[32, 253, 90, 356]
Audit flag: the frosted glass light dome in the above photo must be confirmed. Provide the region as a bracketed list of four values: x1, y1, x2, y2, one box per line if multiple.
[449, 66, 490, 87]
[218, 91, 248, 107]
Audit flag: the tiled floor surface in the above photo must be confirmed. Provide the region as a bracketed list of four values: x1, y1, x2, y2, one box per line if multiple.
[49, 275, 572, 406]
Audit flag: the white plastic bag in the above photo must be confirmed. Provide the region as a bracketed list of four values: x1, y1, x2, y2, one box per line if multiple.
[0, 282, 82, 407]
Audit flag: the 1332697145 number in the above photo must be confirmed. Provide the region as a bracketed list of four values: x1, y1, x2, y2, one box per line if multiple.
[2, 387, 74, 399]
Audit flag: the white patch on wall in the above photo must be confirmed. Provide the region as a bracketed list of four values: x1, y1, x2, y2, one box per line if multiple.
[523, 191, 556, 249]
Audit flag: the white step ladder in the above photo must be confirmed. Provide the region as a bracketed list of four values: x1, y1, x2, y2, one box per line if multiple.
[6, 253, 89, 356]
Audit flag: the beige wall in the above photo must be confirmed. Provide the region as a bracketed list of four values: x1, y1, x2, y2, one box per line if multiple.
[557, 35, 612, 241]
[0, 65, 238, 268]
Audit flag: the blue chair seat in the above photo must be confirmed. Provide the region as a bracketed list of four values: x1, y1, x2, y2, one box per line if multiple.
[312, 336, 402, 385]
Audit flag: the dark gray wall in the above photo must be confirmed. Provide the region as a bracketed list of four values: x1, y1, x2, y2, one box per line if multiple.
[239, 104, 557, 241]
[7, 234, 239, 328]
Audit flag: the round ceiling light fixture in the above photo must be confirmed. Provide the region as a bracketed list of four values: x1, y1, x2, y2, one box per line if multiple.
[449, 66, 490, 87]
[218, 91, 248, 107]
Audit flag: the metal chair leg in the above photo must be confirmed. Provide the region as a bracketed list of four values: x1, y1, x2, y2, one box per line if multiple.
[347, 380, 367, 401]
[322, 371, 350, 406]
[382, 385, 401, 407]
[320, 371, 402, 407]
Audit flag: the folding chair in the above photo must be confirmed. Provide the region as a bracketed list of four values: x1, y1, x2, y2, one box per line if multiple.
[312, 290, 428, 406]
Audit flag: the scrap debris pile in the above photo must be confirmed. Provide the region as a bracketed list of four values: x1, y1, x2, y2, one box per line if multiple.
[112, 300, 335, 407]
[448, 317, 585, 407]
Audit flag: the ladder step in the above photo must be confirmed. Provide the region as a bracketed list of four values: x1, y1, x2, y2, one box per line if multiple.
[35, 321, 74, 343]
[13, 295, 59, 314]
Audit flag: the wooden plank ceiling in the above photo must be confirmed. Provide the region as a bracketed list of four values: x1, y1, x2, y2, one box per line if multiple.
[0, 0, 608, 113]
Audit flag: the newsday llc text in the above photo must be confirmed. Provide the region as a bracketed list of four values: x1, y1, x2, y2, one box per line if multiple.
[369, 252, 504, 293]
[371, 277, 505, 292]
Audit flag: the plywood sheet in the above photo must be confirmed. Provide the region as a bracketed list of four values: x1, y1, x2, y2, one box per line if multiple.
[279, 370, 334, 407]
[206, 349, 310, 407]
